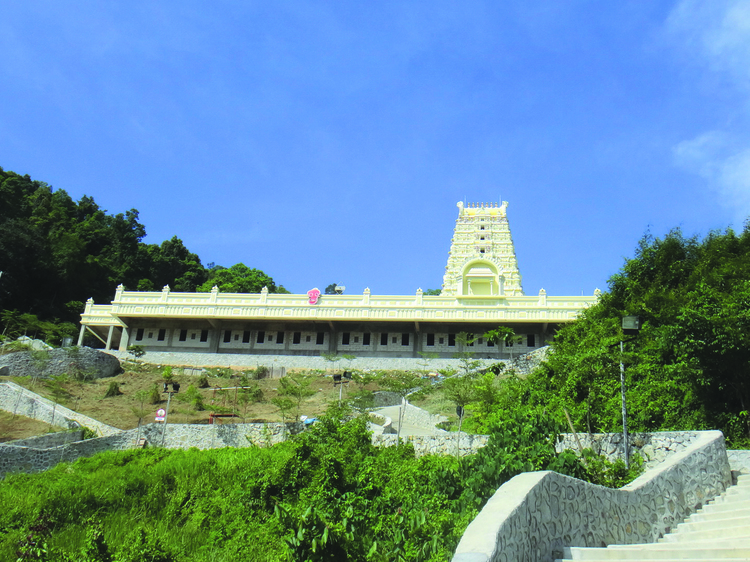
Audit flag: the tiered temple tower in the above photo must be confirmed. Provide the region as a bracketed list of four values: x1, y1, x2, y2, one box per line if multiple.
[441, 201, 524, 297]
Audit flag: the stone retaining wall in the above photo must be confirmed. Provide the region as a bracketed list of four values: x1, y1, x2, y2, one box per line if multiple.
[0, 381, 120, 436]
[106, 350, 505, 372]
[452, 430, 731, 562]
[0, 422, 304, 479]
[556, 431, 700, 472]
[402, 402, 448, 430]
[373, 433, 489, 457]
[8, 430, 84, 449]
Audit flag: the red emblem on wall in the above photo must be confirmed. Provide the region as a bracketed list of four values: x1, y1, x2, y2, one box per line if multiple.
[307, 288, 321, 304]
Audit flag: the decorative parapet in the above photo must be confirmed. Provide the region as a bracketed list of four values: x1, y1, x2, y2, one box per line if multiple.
[81, 288, 597, 328]
[452, 430, 731, 562]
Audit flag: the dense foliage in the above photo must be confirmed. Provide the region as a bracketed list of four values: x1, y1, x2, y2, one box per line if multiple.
[1, 407, 593, 562]
[517, 227, 750, 447]
[0, 167, 288, 342]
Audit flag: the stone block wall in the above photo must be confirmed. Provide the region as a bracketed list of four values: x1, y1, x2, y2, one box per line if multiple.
[556, 431, 700, 472]
[402, 402, 448, 430]
[452, 430, 731, 562]
[373, 433, 489, 457]
[8, 430, 84, 449]
[0, 422, 305, 479]
[0, 381, 120, 436]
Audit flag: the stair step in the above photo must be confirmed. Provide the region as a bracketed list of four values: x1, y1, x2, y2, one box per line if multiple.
[686, 507, 750, 523]
[555, 554, 748, 562]
[699, 498, 750, 514]
[563, 546, 750, 560]
[676, 514, 750, 533]
[659, 525, 750, 543]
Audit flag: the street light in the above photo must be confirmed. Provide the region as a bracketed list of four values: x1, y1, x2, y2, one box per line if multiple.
[619, 316, 640, 469]
[160, 381, 180, 447]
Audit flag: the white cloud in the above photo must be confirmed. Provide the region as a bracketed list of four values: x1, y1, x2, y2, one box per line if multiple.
[667, 0, 750, 89]
[674, 131, 750, 220]
[668, 1, 750, 222]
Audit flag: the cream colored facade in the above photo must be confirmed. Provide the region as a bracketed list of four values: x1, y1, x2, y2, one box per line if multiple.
[79, 202, 599, 358]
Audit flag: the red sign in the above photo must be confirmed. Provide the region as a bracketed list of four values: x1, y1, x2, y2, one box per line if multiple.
[307, 288, 321, 304]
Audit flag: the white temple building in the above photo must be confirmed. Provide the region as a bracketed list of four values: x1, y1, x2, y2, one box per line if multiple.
[79, 202, 598, 358]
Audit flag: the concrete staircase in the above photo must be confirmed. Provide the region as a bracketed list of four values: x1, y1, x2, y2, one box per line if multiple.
[558, 473, 750, 561]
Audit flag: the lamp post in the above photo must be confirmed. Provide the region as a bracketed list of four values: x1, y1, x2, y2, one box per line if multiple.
[620, 316, 640, 469]
[160, 381, 181, 447]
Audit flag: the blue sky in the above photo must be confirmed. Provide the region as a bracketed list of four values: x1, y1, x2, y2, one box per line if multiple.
[2, 1, 749, 298]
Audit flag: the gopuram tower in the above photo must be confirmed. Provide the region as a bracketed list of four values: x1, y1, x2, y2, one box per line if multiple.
[441, 201, 524, 297]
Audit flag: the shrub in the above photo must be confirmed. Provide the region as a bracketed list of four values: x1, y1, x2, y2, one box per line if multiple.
[196, 374, 210, 388]
[148, 384, 161, 405]
[103, 381, 121, 398]
[256, 365, 270, 379]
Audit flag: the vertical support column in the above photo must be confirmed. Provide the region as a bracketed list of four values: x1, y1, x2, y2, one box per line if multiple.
[119, 327, 130, 351]
[77, 324, 86, 347]
[105, 326, 114, 350]
[209, 327, 220, 354]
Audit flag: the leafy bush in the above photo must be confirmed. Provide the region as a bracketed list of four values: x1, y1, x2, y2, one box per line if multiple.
[103, 381, 121, 398]
[147, 384, 161, 405]
[255, 365, 270, 379]
[196, 374, 210, 388]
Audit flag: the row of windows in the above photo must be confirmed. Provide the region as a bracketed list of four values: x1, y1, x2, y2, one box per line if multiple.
[133, 328, 535, 348]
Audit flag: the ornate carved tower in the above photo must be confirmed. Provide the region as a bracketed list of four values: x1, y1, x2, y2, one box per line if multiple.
[441, 201, 524, 297]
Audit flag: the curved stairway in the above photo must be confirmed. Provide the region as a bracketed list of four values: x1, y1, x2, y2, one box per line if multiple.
[558, 473, 750, 561]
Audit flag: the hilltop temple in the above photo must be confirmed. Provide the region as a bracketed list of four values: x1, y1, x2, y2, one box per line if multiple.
[79, 202, 598, 358]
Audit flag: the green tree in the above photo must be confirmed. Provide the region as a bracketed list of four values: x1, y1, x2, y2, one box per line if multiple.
[197, 263, 282, 293]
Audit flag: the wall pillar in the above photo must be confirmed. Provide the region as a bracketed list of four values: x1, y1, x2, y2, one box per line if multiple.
[77, 324, 86, 347]
[105, 326, 114, 350]
[119, 327, 130, 351]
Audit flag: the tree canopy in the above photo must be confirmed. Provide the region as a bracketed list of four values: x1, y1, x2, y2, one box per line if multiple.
[0, 167, 289, 339]
[530, 227, 750, 445]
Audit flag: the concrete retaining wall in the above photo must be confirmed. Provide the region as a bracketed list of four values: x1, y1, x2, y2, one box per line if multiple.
[0, 381, 121, 436]
[452, 430, 731, 562]
[0, 422, 304, 479]
[373, 433, 489, 457]
[556, 431, 700, 472]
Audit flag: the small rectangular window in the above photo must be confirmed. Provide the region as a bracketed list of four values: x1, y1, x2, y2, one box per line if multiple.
[342, 332, 350, 345]
[276, 331, 284, 344]
[148, 332, 154, 339]
[179, 329, 187, 342]
[354, 336, 359, 343]
[135, 328, 144, 341]
[191, 333, 196, 340]
[363, 333, 370, 346]
[242, 331, 251, 343]
[234, 334, 239, 341]
[306, 335, 311, 342]
[223, 330, 232, 343]
[439, 337, 444, 345]
[426, 333, 435, 346]
[448, 334, 456, 347]
[257, 331, 265, 344]
[381, 333, 388, 346]
[293, 332, 301, 344]
[157, 329, 166, 341]
[527, 334, 535, 347]
[200, 330, 208, 342]
[487, 339, 494, 347]
[316, 332, 325, 345]
[401, 333, 410, 346]
[392, 336, 398, 344]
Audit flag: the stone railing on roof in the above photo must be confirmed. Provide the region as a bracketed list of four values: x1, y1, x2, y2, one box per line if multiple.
[452, 430, 731, 562]
[81, 287, 597, 328]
